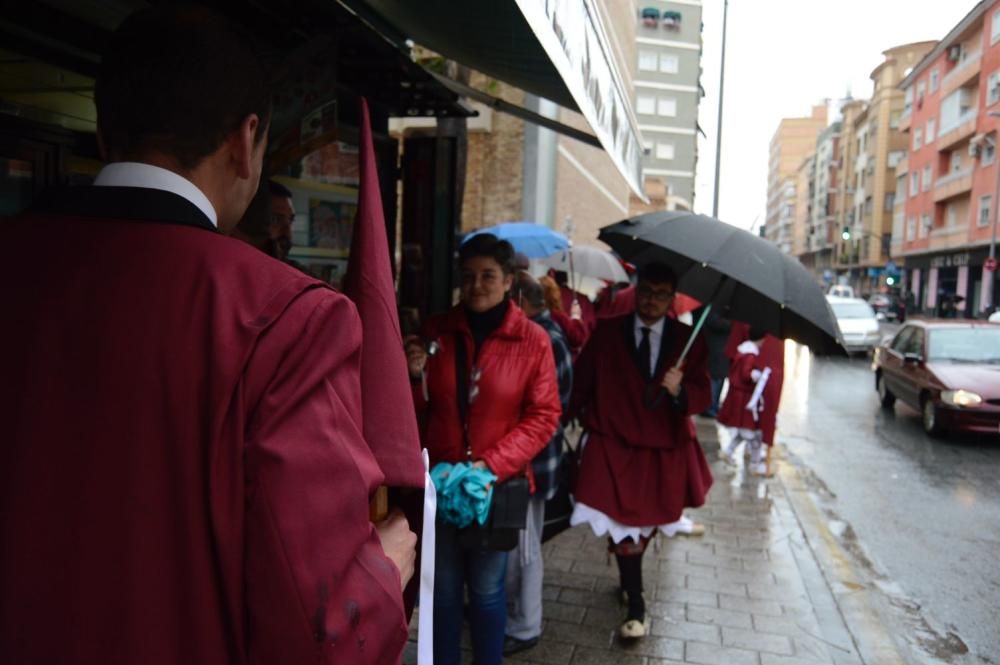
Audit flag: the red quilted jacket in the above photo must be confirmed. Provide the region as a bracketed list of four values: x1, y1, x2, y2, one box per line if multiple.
[413, 303, 561, 486]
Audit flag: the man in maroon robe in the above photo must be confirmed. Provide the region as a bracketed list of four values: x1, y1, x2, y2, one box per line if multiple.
[568, 263, 713, 640]
[0, 8, 415, 664]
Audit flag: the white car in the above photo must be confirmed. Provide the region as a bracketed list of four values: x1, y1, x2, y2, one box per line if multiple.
[827, 296, 881, 354]
[828, 285, 855, 298]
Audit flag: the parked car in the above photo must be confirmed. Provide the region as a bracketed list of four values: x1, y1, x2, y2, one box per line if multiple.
[828, 284, 855, 298]
[827, 296, 881, 354]
[868, 293, 905, 322]
[872, 320, 1000, 436]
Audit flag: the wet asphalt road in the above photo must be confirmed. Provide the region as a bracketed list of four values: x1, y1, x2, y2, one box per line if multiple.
[776, 339, 1000, 664]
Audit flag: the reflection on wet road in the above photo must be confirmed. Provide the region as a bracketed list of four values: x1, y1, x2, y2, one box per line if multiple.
[778, 343, 1000, 663]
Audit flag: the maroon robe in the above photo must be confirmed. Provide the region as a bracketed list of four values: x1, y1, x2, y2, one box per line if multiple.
[726, 323, 785, 445]
[570, 314, 713, 526]
[0, 186, 407, 664]
[717, 348, 766, 430]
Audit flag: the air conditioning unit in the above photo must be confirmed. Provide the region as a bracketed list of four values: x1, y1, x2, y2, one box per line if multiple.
[969, 141, 981, 157]
[947, 45, 962, 62]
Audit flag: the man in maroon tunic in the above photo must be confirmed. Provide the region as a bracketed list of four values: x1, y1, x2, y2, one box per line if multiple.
[0, 8, 415, 664]
[568, 263, 713, 640]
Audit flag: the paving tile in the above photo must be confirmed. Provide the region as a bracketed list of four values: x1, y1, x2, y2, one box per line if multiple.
[685, 574, 748, 597]
[618, 635, 685, 660]
[746, 582, 809, 602]
[543, 584, 561, 601]
[543, 600, 588, 624]
[751, 614, 821, 638]
[569, 559, 618, 579]
[581, 606, 623, 629]
[505, 637, 574, 664]
[645, 600, 688, 622]
[653, 586, 719, 608]
[684, 640, 760, 665]
[719, 593, 784, 616]
[759, 654, 832, 665]
[543, 619, 615, 649]
[722, 626, 794, 655]
[686, 553, 744, 571]
[650, 618, 721, 645]
[558, 587, 618, 609]
[571, 646, 644, 665]
[792, 635, 839, 662]
[686, 605, 753, 630]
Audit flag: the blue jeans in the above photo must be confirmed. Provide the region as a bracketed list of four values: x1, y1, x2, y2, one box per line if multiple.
[433, 522, 509, 665]
[709, 377, 725, 415]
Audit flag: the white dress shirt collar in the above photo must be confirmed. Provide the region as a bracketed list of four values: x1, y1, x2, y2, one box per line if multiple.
[93, 162, 218, 227]
[634, 315, 667, 375]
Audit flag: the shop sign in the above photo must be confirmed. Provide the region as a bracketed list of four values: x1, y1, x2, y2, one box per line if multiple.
[930, 252, 970, 269]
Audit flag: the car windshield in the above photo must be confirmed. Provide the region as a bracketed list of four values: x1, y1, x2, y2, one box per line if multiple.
[831, 302, 875, 319]
[927, 327, 1000, 362]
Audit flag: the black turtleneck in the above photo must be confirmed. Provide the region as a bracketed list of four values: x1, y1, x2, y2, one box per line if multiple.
[465, 299, 510, 356]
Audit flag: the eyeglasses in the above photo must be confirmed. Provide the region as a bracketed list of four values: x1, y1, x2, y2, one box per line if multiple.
[636, 285, 675, 303]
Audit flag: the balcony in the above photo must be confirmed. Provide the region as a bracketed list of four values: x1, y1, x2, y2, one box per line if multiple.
[941, 50, 982, 98]
[929, 224, 970, 251]
[937, 109, 978, 150]
[899, 110, 912, 133]
[933, 167, 974, 202]
[894, 155, 909, 177]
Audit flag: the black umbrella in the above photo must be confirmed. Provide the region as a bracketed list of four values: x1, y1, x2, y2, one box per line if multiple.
[600, 211, 845, 356]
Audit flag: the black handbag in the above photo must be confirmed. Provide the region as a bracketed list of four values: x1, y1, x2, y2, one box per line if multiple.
[452, 332, 529, 552]
[541, 440, 579, 543]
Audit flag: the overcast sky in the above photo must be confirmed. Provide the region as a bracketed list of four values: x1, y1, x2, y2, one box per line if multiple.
[692, 0, 977, 231]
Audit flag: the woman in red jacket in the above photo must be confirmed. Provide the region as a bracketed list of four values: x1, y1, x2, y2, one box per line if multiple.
[406, 234, 561, 665]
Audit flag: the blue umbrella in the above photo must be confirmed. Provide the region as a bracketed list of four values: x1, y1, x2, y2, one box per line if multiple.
[464, 221, 569, 258]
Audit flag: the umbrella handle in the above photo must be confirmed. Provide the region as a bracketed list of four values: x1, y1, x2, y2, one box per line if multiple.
[675, 304, 711, 368]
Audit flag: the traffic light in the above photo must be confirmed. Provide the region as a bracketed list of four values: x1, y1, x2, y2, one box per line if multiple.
[841, 226, 851, 241]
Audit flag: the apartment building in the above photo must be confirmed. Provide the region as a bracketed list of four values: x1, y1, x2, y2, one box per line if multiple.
[764, 104, 828, 255]
[798, 121, 841, 275]
[630, 0, 703, 212]
[836, 42, 935, 292]
[898, 1, 1000, 316]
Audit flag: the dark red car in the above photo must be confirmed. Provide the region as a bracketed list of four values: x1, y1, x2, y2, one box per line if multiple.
[872, 319, 1000, 436]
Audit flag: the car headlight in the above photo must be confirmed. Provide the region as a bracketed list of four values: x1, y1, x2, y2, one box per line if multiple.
[941, 390, 983, 407]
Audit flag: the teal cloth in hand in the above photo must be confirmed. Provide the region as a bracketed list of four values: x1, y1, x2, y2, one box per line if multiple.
[431, 462, 497, 528]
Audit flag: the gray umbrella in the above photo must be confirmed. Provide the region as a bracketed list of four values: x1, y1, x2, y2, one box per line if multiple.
[600, 211, 846, 356]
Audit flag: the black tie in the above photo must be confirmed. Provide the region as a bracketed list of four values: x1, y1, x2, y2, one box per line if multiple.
[638, 326, 652, 380]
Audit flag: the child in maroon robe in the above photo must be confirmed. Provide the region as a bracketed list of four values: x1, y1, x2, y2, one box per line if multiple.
[718, 327, 772, 475]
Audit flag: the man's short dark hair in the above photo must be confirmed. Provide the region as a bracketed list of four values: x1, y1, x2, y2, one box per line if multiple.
[748, 326, 768, 341]
[513, 271, 545, 308]
[637, 262, 678, 288]
[268, 180, 293, 200]
[96, 7, 271, 171]
[459, 233, 515, 274]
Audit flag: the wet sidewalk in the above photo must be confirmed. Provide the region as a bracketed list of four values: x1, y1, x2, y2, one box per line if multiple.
[407, 418, 866, 664]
